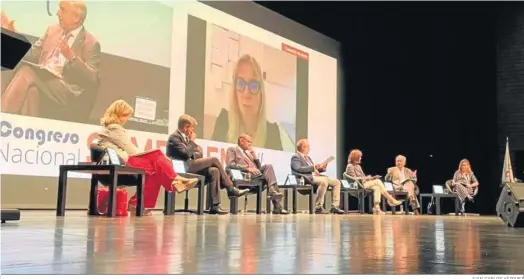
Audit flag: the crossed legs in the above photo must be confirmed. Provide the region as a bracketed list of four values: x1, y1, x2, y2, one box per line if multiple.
[364, 179, 402, 214]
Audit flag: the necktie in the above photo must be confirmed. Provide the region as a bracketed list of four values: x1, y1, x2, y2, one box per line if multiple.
[244, 150, 256, 168]
[44, 32, 73, 74]
[305, 156, 313, 166]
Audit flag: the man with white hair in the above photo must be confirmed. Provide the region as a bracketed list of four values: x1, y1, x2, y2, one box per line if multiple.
[386, 155, 420, 215]
[1, 0, 100, 117]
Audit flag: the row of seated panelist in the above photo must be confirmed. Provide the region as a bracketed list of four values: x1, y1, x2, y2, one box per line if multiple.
[57, 100, 479, 217]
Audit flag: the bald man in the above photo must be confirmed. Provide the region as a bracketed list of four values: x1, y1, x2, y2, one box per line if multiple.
[386, 155, 420, 215]
[290, 139, 344, 214]
[226, 134, 289, 214]
[1, 0, 100, 116]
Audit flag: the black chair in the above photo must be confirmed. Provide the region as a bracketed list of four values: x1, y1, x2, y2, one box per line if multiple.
[88, 143, 143, 215]
[343, 173, 373, 214]
[164, 159, 207, 215]
[338, 179, 363, 213]
[227, 168, 264, 215]
[91, 144, 187, 215]
[90, 143, 139, 186]
[383, 173, 416, 214]
[445, 179, 478, 215]
[277, 175, 314, 214]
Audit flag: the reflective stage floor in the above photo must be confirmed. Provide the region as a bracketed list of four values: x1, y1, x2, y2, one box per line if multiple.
[1, 211, 524, 274]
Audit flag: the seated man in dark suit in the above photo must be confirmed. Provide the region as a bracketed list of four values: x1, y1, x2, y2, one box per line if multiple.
[290, 139, 344, 214]
[166, 114, 249, 215]
[226, 134, 289, 214]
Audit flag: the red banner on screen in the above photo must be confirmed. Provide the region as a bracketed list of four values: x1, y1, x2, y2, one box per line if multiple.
[282, 43, 309, 61]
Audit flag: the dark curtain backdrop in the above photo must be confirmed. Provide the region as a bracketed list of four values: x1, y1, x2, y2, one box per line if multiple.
[258, 1, 501, 215]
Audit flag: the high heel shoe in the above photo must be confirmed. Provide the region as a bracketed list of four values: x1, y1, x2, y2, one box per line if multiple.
[373, 207, 386, 215]
[388, 199, 402, 207]
[128, 204, 152, 216]
[172, 176, 199, 193]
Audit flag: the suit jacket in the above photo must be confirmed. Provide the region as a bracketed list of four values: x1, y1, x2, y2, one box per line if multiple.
[387, 167, 417, 185]
[26, 24, 100, 96]
[97, 124, 140, 162]
[345, 163, 366, 179]
[211, 108, 284, 151]
[226, 146, 262, 172]
[166, 130, 203, 167]
[290, 153, 316, 184]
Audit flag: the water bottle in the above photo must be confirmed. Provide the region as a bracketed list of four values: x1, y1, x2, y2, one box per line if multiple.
[299, 177, 305, 186]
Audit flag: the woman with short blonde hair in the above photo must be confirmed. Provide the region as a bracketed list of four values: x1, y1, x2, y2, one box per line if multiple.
[211, 54, 294, 151]
[100, 99, 134, 127]
[97, 100, 197, 215]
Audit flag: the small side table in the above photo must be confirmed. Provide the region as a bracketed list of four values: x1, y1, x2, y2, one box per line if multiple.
[419, 193, 459, 215]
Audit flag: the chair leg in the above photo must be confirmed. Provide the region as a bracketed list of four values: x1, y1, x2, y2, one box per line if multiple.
[163, 190, 168, 215]
[184, 191, 189, 211]
[88, 177, 98, 216]
[293, 188, 298, 214]
[197, 184, 204, 215]
[164, 190, 175, 215]
[284, 189, 289, 211]
[308, 189, 314, 214]
[256, 187, 262, 215]
[266, 195, 271, 214]
[230, 197, 238, 215]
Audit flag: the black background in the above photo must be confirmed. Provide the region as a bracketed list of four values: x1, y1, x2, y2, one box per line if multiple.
[256, 1, 524, 215]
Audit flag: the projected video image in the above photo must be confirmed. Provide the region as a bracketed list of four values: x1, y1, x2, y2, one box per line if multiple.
[196, 23, 299, 152]
[0, 1, 173, 134]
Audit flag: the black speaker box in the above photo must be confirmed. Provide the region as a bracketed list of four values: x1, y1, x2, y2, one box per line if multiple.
[1, 209, 20, 223]
[497, 183, 524, 227]
[1, 27, 31, 71]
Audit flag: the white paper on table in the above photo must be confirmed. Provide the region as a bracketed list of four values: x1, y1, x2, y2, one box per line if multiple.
[172, 160, 187, 174]
[134, 97, 156, 121]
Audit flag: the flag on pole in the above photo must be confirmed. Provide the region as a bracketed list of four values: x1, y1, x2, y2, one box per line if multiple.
[502, 137, 515, 184]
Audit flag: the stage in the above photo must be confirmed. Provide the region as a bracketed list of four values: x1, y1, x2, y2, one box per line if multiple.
[1, 211, 524, 274]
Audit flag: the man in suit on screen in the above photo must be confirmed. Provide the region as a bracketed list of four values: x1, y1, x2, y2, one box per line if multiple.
[1, 0, 100, 117]
[290, 139, 344, 214]
[226, 134, 289, 214]
[166, 114, 249, 215]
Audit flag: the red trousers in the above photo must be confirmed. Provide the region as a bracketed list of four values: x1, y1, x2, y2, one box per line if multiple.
[126, 150, 176, 208]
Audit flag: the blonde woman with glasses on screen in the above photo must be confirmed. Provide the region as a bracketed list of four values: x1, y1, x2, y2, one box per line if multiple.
[450, 159, 479, 215]
[345, 149, 402, 214]
[97, 100, 198, 216]
[211, 54, 294, 151]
